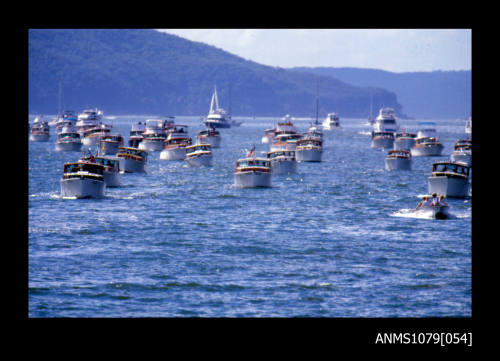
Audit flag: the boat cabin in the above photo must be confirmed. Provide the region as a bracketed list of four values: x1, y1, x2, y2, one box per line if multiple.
[267, 150, 296, 160]
[58, 132, 80, 141]
[431, 161, 470, 179]
[387, 150, 411, 158]
[186, 144, 212, 154]
[372, 131, 395, 138]
[117, 147, 148, 160]
[235, 158, 271, 169]
[63, 162, 104, 179]
[164, 137, 192, 147]
[80, 156, 120, 172]
[454, 139, 472, 151]
[297, 138, 322, 147]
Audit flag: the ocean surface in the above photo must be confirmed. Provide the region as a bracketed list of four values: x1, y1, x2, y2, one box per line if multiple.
[28, 116, 472, 317]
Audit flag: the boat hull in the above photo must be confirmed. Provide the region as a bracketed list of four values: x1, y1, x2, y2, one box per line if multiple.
[30, 133, 50, 142]
[60, 177, 105, 199]
[234, 171, 272, 188]
[428, 176, 470, 198]
[160, 147, 186, 160]
[418, 205, 451, 219]
[371, 137, 394, 150]
[295, 148, 322, 162]
[139, 140, 164, 152]
[55, 141, 82, 152]
[103, 171, 123, 187]
[270, 159, 297, 175]
[411, 144, 444, 156]
[118, 157, 146, 173]
[186, 154, 213, 167]
[394, 138, 415, 151]
[385, 157, 412, 171]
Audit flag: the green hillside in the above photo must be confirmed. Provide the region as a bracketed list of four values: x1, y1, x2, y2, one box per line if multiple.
[28, 29, 404, 118]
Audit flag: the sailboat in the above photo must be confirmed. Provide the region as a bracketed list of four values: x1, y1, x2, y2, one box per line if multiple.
[366, 89, 375, 125]
[203, 85, 231, 128]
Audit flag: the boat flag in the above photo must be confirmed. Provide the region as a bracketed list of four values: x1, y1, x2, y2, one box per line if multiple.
[247, 144, 255, 158]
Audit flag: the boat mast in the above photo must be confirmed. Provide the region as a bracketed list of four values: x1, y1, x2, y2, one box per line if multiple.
[315, 79, 319, 125]
[58, 79, 62, 116]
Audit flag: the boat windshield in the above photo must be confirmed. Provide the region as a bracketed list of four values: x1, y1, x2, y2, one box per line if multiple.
[433, 163, 470, 176]
[64, 163, 103, 175]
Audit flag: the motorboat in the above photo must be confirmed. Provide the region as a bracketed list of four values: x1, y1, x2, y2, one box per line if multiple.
[116, 146, 148, 173]
[30, 116, 50, 142]
[76, 108, 103, 134]
[267, 150, 297, 175]
[60, 161, 105, 199]
[185, 144, 213, 167]
[410, 122, 444, 156]
[415, 201, 451, 220]
[138, 119, 167, 152]
[99, 134, 124, 155]
[428, 161, 471, 198]
[371, 131, 394, 149]
[166, 124, 189, 141]
[55, 110, 78, 133]
[203, 86, 231, 128]
[465, 116, 472, 135]
[55, 125, 82, 152]
[373, 107, 399, 133]
[394, 130, 417, 151]
[196, 127, 221, 148]
[82, 123, 112, 146]
[275, 115, 297, 135]
[295, 137, 322, 162]
[128, 121, 146, 148]
[160, 137, 193, 160]
[307, 124, 323, 140]
[450, 138, 472, 166]
[385, 150, 412, 171]
[234, 154, 272, 188]
[80, 154, 123, 187]
[270, 133, 302, 152]
[322, 112, 340, 130]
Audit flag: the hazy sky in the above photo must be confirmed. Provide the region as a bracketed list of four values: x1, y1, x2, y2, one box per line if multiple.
[157, 29, 471, 73]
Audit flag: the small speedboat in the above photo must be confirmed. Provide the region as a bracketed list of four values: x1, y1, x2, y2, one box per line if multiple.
[60, 161, 105, 199]
[185, 144, 213, 167]
[416, 203, 451, 219]
[385, 150, 412, 171]
[116, 146, 148, 173]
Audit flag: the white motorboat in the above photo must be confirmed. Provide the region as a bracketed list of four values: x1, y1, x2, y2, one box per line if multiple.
[203, 86, 231, 128]
[307, 124, 323, 140]
[30, 116, 50, 142]
[99, 134, 124, 155]
[76, 108, 102, 134]
[322, 112, 340, 130]
[82, 123, 112, 146]
[166, 124, 189, 141]
[185, 144, 213, 167]
[371, 131, 394, 149]
[60, 161, 105, 199]
[394, 130, 417, 151]
[428, 161, 471, 198]
[450, 138, 472, 166]
[55, 125, 82, 152]
[138, 119, 167, 152]
[160, 137, 193, 160]
[385, 150, 412, 171]
[234, 155, 272, 188]
[267, 150, 297, 175]
[116, 147, 148, 173]
[196, 127, 221, 148]
[373, 107, 399, 133]
[411, 122, 444, 156]
[128, 121, 146, 148]
[415, 202, 451, 220]
[465, 116, 472, 135]
[295, 137, 322, 162]
[262, 115, 297, 144]
[55, 110, 78, 133]
[270, 133, 302, 152]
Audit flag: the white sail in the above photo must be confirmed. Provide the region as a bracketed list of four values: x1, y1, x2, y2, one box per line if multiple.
[209, 86, 219, 113]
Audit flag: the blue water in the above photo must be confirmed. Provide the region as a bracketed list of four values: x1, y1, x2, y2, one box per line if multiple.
[28, 116, 471, 317]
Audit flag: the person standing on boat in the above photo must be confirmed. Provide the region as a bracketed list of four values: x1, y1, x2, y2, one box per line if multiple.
[431, 193, 439, 206]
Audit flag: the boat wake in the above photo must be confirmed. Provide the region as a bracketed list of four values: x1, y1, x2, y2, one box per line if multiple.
[390, 208, 457, 220]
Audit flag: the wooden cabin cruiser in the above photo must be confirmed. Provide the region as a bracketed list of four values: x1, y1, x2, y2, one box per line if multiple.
[394, 130, 417, 151]
[267, 150, 297, 175]
[30, 116, 50, 142]
[270, 133, 302, 152]
[371, 131, 394, 149]
[60, 161, 105, 199]
[166, 124, 189, 141]
[82, 123, 112, 146]
[203, 86, 231, 128]
[80, 155, 122, 187]
[428, 161, 471, 198]
[322, 112, 340, 130]
[116, 147, 148, 173]
[411, 122, 444, 156]
[385, 150, 412, 171]
[128, 121, 146, 148]
[196, 127, 221, 148]
[185, 144, 213, 167]
[295, 137, 323, 162]
[450, 138, 472, 166]
[76, 108, 102, 134]
[465, 116, 472, 135]
[55, 125, 82, 152]
[99, 134, 124, 155]
[275, 116, 297, 135]
[138, 119, 167, 152]
[160, 137, 193, 160]
[55, 110, 78, 133]
[234, 156, 272, 188]
[307, 124, 323, 140]
[373, 107, 399, 133]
